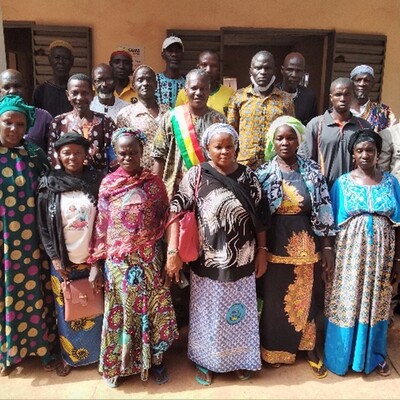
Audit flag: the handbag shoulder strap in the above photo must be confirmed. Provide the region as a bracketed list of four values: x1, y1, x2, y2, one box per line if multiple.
[165, 165, 202, 229]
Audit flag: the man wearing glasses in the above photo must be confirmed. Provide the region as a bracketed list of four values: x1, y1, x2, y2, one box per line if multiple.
[90, 64, 129, 123]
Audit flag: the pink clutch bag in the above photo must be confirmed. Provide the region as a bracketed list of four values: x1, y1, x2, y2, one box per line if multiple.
[61, 278, 104, 322]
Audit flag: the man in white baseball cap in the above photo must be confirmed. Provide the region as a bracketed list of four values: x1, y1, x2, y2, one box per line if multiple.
[156, 35, 185, 107]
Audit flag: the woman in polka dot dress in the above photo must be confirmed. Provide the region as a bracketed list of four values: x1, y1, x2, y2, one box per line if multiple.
[0, 95, 58, 376]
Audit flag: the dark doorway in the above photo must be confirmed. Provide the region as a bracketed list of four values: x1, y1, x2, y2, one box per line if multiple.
[4, 26, 34, 104]
[222, 29, 334, 113]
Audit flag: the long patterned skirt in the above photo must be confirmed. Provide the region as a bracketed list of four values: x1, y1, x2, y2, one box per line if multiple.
[260, 262, 317, 364]
[324, 215, 393, 375]
[99, 244, 178, 380]
[188, 272, 261, 373]
[51, 264, 102, 367]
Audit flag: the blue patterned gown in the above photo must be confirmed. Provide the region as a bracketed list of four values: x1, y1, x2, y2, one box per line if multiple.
[324, 172, 400, 375]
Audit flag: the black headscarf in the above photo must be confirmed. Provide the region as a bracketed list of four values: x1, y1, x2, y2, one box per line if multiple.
[348, 128, 383, 155]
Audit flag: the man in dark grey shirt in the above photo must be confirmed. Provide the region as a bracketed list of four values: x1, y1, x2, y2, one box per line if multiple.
[299, 77, 370, 188]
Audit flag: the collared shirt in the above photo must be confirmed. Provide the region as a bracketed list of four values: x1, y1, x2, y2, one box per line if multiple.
[116, 101, 170, 169]
[90, 96, 129, 123]
[351, 99, 396, 132]
[152, 106, 225, 198]
[114, 82, 137, 104]
[298, 109, 371, 188]
[227, 85, 295, 169]
[175, 84, 234, 115]
[155, 73, 185, 107]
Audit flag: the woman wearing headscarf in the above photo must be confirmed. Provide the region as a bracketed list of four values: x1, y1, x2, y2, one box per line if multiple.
[256, 116, 335, 378]
[166, 123, 269, 385]
[0, 95, 58, 376]
[37, 132, 103, 377]
[324, 128, 400, 377]
[88, 127, 178, 388]
[116, 65, 169, 169]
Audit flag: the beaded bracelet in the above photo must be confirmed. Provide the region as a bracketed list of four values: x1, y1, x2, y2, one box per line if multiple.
[167, 249, 179, 255]
[257, 246, 268, 252]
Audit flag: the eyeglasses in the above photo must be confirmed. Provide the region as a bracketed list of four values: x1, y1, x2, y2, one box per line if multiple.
[93, 78, 115, 86]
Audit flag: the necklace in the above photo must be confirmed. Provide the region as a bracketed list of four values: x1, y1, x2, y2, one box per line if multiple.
[277, 156, 298, 171]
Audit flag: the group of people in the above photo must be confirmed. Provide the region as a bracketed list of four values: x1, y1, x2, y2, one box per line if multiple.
[1, 33, 399, 390]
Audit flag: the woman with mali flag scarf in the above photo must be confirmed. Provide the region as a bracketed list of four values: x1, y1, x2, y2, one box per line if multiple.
[152, 68, 225, 199]
[88, 128, 178, 388]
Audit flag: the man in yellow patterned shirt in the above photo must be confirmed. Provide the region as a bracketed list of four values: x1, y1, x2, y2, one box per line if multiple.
[227, 51, 294, 169]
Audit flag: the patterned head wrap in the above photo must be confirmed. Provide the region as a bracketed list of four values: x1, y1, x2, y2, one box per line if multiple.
[0, 94, 36, 129]
[201, 123, 239, 155]
[110, 46, 133, 61]
[49, 39, 73, 53]
[350, 65, 375, 80]
[54, 132, 90, 151]
[112, 127, 147, 150]
[348, 128, 382, 155]
[265, 116, 305, 161]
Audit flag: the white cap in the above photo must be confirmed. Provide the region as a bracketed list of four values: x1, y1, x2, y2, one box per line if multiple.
[162, 36, 184, 52]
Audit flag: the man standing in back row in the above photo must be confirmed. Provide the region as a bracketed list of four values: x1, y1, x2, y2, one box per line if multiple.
[350, 64, 396, 132]
[299, 77, 371, 189]
[276, 52, 318, 125]
[227, 50, 294, 170]
[175, 50, 234, 115]
[33, 40, 74, 117]
[156, 36, 186, 107]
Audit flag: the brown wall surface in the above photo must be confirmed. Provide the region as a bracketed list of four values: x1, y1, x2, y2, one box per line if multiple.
[3, 0, 400, 115]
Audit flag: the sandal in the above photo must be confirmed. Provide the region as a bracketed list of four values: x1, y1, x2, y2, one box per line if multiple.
[56, 361, 72, 377]
[269, 363, 281, 368]
[0, 365, 16, 377]
[103, 376, 120, 388]
[376, 361, 391, 377]
[306, 358, 328, 379]
[195, 364, 212, 386]
[236, 369, 251, 381]
[152, 363, 169, 385]
[43, 358, 61, 372]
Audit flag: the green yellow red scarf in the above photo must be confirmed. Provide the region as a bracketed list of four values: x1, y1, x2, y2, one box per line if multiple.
[171, 105, 205, 169]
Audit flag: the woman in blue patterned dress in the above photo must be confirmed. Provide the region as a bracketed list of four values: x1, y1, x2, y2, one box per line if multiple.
[324, 128, 400, 377]
[166, 123, 269, 385]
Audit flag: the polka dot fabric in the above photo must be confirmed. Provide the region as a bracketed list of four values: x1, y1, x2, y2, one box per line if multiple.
[0, 146, 56, 368]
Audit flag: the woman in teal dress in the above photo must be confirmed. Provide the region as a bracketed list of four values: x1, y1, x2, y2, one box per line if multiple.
[0, 95, 58, 376]
[256, 116, 335, 378]
[324, 128, 400, 377]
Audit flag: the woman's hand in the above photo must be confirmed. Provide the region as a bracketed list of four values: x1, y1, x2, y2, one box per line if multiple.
[255, 250, 268, 278]
[322, 248, 335, 283]
[52, 258, 70, 280]
[89, 264, 104, 293]
[165, 251, 183, 283]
